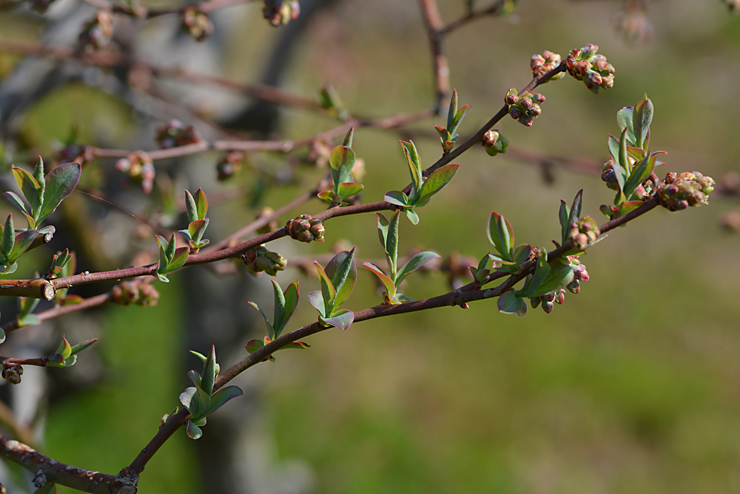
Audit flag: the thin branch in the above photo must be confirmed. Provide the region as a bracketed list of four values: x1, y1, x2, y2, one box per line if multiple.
[80, 0, 253, 19]
[442, 0, 516, 34]
[2, 293, 111, 334]
[0, 435, 133, 493]
[418, 0, 449, 111]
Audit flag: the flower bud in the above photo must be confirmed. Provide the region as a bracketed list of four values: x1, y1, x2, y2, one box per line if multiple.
[242, 245, 287, 276]
[156, 120, 201, 149]
[541, 300, 554, 314]
[566, 279, 580, 294]
[263, 0, 300, 26]
[2, 363, 23, 385]
[286, 215, 325, 243]
[182, 6, 214, 42]
[481, 130, 509, 157]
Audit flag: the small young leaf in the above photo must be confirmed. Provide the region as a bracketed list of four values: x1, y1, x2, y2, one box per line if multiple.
[321, 309, 354, 330]
[329, 145, 356, 190]
[307, 290, 326, 317]
[336, 182, 363, 200]
[400, 141, 423, 201]
[405, 209, 420, 225]
[632, 96, 653, 150]
[416, 164, 459, 206]
[616, 106, 636, 145]
[193, 188, 208, 220]
[314, 262, 336, 315]
[487, 212, 515, 262]
[523, 262, 574, 299]
[38, 163, 81, 223]
[395, 251, 441, 287]
[516, 254, 551, 298]
[623, 155, 655, 200]
[325, 248, 356, 309]
[208, 385, 243, 415]
[558, 200, 570, 246]
[2, 214, 13, 259]
[186, 419, 203, 440]
[69, 338, 97, 355]
[12, 166, 42, 218]
[55, 336, 73, 360]
[446, 89, 459, 131]
[362, 262, 396, 297]
[10, 229, 38, 261]
[245, 338, 265, 354]
[385, 211, 401, 277]
[384, 191, 409, 208]
[497, 290, 527, 316]
[1, 191, 29, 216]
[184, 189, 198, 223]
[201, 346, 218, 396]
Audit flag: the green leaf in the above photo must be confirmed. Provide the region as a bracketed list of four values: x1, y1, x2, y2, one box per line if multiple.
[558, 200, 570, 246]
[618, 127, 631, 178]
[623, 155, 655, 201]
[208, 385, 243, 415]
[607, 134, 620, 162]
[400, 141, 423, 202]
[55, 336, 73, 360]
[447, 89, 459, 131]
[12, 166, 42, 220]
[10, 229, 37, 261]
[38, 163, 81, 223]
[342, 127, 354, 148]
[616, 105, 636, 145]
[561, 189, 583, 245]
[193, 188, 208, 220]
[317, 190, 335, 204]
[313, 263, 336, 314]
[168, 247, 189, 273]
[69, 338, 97, 355]
[186, 419, 202, 440]
[405, 209, 420, 225]
[2, 214, 13, 259]
[271, 280, 286, 335]
[307, 290, 326, 317]
[33, 157, 45, 197]
[321, 309, 354, 330]
[329, 145, 356, 190]
[187, 219, 210, 243]
[337, 182, 364, 201]
[395, 251, 440, 287]
[524, 262, 574, 299]
[362, 262, 396, 297]
[384, 191, 408, 207]
[385, 211, 401, 277]
[1, 191, 29, 216]
[325, 248, 356, 309]
[245, 338, 265, 354]
[19, 296, 40, 319]
[632, 96, 653, 150]
[247, 301, 274, 339]
[375, 213, 390, 255]
[417, 164, 459, 207]
[281, 280, 300, 334]
[497, 290, 527, 316]
[201, 346, 217, 395]
[516, 254, 551, 298]
[487, 212, 514, 262]
[184, 189, 198, 223]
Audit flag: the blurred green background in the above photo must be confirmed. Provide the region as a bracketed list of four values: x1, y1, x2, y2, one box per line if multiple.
[2, 0, 740, 493]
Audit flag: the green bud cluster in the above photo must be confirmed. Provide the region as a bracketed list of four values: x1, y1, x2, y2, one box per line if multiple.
[565, 44, 615, 93]
[78, 11, 114, 53]
[2, 362, 22, 385]
[569, 216, 600, 252]
[657, 171, 715, 211]
[242, 245, 287, 276]
[115, 151, 155, 194]
[182, 7, 214, 42]
[111, 281, 160, 307]
[286, 214, 325, 243]
[530, 50, 565, 81]
[263, 0, 300, 26]
[481, 129, 509, 156]
[156, 119, 202, 149]
[505, 89, 546, 127]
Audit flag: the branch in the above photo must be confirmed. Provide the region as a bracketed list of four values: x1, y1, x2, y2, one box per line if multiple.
[0, 435, 134, 493]
[418, 0, 450, 110]
[442, 0, 516, 34]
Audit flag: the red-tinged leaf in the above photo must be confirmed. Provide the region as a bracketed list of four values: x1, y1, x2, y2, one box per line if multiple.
[317, 190, 335, 203]
[2, 214, 13, 258]
[497, 290, 527, 317]
[337, 182, 363, 200]
[487, 212, 514, 262]
[1, 191, 28, 216]
[55, 336, 72, 360]
[167, 246, 189, 273]
[186, 369, 201, 387]
[201, 346, 217, 395]
[447, 89, 459, 130]
[208, 385, 243, 415]
[188, 219, 209, 242]
[417, 163, 459, 206]
[186, 419, 202, 440]
[12, 166, 42, 215]
[624, 155, 656, 201]
[39, 163, 81, 223]
[384, 191, 408, 207]
[245, 338, 265, 354]
[395, 251, 441, 287]
[280, 341, 310, 350]
[322, 309, 354, 330]
[193, 188, 208, 220]
[10, 229, 37, 261]
[362, 262, 396, 296]
[325, 248, 356, 308]
[70, 338, 97, 355]
[329, 145, 356, 186]
[307, 290, 326, 317]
